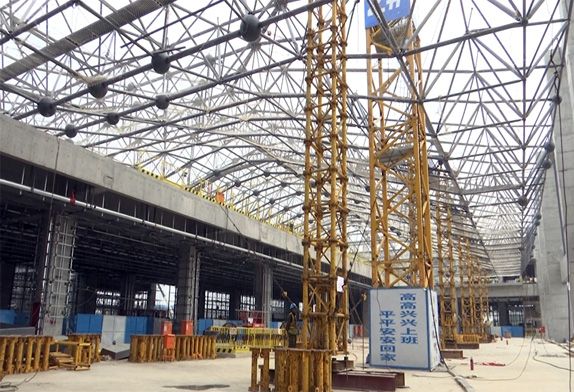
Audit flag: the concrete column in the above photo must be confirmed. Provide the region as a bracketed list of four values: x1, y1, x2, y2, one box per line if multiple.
[0, 262, 15, 309]
[37, 213, 77, 336]
[147, 284, 156, 311]
[198, 287, 206, 319]
[254, 263, 273, 327]
[537, 3, 574, 342]
[175, 243, 200, 327]
[229, 289, 241, 321]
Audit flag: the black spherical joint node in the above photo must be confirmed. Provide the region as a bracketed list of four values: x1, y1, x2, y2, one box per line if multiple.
[64, 124, 77, 138]
[240, 13, 261, 42]
[106, 113, 120, 125]
[552, 95, 562, 105]
[517, 195, 528, 208]
[155, 95, 170, 110]
[151, 52, 171, 74]
[542, 159, 552, 170]
[87, 78, 108, 99]
[234, 180, 242, 188]
[545, 141, 555, 153]
[37, 97, 56, 117]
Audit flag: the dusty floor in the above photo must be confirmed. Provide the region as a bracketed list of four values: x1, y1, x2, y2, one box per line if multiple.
[1, 337, 571, 391]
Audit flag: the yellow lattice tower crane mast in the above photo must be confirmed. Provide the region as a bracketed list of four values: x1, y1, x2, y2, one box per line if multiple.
[367, 17, 433, 288]
[265, 1, 350, 391]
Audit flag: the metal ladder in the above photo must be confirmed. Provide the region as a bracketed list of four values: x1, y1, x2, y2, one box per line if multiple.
[40, 214, 77, 336]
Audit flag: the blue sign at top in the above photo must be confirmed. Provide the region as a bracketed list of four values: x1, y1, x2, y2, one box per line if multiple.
[364, 0, 411, 28]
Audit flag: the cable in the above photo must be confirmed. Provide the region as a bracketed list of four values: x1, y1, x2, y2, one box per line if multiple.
[533, 354, 574, 372]
[470, 335, 535, 382]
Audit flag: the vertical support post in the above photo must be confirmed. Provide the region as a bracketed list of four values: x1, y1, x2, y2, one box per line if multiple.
[255, 263, 273, 327]
[446, 208, 458, 343]
[38, 213, 77, 336]
[436, 205, 446, 348]
[0, 262, 15, 309]
[175, 243, 200, 328]
[466, 240, 477, 335]
[367, 19, 432, 288]
[147, 284, 157, 312]
[120, 274, 136, 315]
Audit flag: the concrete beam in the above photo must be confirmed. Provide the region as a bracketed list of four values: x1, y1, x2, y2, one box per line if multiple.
[0, 115, 372, 281]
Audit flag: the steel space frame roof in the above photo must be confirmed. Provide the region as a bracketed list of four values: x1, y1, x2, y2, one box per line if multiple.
[0, 0, 571, 277]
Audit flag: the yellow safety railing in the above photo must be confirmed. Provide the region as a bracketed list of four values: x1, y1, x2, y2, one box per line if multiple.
[208, 326, 285, 353]
[455, 334, 481, 344]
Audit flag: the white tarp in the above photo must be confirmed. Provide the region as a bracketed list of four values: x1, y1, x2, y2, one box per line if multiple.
[369, 287, 441, 370]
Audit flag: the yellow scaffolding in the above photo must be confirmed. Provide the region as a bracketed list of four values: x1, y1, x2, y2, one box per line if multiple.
[266, 2, 350, 391]
[367, 19, 433, 289]
[436, 204, 457, 347]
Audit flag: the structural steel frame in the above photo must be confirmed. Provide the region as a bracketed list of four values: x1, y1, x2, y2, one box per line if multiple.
[0, 1, 572, 278]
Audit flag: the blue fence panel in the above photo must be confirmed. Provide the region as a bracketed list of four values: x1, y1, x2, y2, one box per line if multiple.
[14, 312, 29, 326]
[71, 314, 103, 334]
[0, 310, 16, 325]
[125, 316, 149, 343]
[501, 325, 525, 337]
[197, 319, 213, 335]
[510, 326, 524, 337]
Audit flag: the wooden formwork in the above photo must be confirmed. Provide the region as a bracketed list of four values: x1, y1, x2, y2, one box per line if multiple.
[129, 335, 216, 363]
[0, 336, 53, 376]
[66, 334, 101, 363]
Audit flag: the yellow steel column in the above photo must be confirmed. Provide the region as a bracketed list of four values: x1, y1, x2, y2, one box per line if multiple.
[445, 208, 457, 345]
[436, 204, 446, 348]
[467, 241, 478, 335]
[367, 20, 432, 289]
[459, 237, 470, 335]
[300, 1, 349, 390]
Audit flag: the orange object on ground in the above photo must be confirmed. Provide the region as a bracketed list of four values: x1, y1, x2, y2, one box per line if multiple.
[163, 334, 176, 349]
[161, 321, 172, 335]
[180, 320, 194, 336]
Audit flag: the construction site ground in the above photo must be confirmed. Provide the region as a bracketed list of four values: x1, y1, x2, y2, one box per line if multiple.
[1, 337, 570, 392]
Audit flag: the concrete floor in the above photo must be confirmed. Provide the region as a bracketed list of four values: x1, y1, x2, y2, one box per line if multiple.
[1, 337, 571, 392]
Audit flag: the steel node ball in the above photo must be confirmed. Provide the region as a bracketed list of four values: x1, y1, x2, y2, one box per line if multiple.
[545, 141, 555, 153]
[517, 195, 528, 207]
[151, 52, 170, 74]
[106, 113, 120, 125]
[240, 13, 261, 43]
[64, 124, 77, 138]
[88, 81, 108, 99]
[37, 97, 56, 117]
[542, 159, 552, 170]
[155, 95, 170, 110]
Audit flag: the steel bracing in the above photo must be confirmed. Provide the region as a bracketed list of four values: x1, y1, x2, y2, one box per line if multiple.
[0, 1, 572, 280]
[367, 16, 432, 288]
[300, 0, 349, 357]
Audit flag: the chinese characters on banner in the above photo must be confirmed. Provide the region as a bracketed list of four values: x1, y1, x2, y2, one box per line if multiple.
[370, 288, 441, 370]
